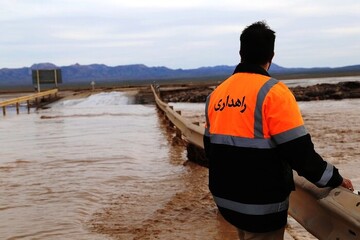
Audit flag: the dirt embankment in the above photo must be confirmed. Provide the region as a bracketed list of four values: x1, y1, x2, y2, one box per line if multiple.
[160, 81, 360, 103]
[291, 81, 360, 101]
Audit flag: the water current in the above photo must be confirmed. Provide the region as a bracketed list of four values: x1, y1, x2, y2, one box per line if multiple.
[0, 77, 359, 240]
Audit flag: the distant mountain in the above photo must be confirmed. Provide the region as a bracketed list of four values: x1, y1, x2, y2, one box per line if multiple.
[0, 62, 359, 87]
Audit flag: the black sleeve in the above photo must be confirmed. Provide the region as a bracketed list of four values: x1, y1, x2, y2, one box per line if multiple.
[277, 134, 343, 188]
[203, 135, 212, 160]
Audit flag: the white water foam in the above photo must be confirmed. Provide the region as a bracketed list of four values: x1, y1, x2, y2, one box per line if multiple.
[56, 92, 134, 108]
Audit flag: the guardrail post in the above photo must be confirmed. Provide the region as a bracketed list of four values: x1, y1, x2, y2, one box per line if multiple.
[2, 106, 5, 116]
[27, 100, 30, 114]
[16, 102, 19, 114]
[176, 128, 182, 138]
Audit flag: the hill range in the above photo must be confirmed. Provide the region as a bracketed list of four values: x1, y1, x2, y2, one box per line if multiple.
[0, 62, 360, 88]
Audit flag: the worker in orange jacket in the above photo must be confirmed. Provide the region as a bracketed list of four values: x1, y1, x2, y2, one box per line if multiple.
[204, 21, 354, 240]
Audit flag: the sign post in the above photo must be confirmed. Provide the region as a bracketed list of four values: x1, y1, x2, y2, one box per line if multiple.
[36, 69, 41, 92]
[32, 69, 62, 92]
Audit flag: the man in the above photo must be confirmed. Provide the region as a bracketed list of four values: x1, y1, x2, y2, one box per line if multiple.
[203, 21, 354, 240]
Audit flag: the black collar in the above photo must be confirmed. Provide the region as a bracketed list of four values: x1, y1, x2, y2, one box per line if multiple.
[233, 63, 271, 77]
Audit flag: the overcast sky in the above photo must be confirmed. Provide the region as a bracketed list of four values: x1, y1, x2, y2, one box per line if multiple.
[1, 0, 359, 69]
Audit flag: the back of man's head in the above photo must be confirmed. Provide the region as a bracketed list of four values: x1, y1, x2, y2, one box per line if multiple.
[240, 21, 275, 66]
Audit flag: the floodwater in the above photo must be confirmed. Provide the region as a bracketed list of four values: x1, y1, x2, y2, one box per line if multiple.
[282, 75, 359, 87]
[0, 77, 359, 240]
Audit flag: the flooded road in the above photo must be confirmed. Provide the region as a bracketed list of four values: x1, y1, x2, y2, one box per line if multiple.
[0, 87, 359, 239]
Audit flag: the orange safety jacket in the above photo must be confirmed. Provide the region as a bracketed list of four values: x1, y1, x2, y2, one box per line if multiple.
[205, 72, 306, 148]
[204, 63, 343, 233]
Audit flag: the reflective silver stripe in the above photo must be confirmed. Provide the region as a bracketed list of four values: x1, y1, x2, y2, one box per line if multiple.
[272, 125, 308, 144]
[316, 162, 334, 187]
[210, 134, 276, 149]
[214, 196, 289, 216]
[254, 78, 279, 138]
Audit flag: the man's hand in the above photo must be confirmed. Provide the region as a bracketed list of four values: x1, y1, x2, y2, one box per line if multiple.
[341, 178, 354, 191]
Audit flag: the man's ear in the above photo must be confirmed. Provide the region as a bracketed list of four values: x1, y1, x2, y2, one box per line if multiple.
[267, 52, 275, 70]
[270, 52, 275, 61]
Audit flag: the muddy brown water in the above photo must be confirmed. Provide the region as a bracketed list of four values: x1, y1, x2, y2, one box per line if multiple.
[0, 89, 359, 240]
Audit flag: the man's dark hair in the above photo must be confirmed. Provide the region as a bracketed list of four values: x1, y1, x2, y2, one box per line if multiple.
[240, 21, 275, 65]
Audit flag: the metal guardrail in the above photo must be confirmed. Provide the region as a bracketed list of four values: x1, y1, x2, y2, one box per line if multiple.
[0, 89, 58, 116]
[151, 84, 360, 240]
[152, 85, 205, 148]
